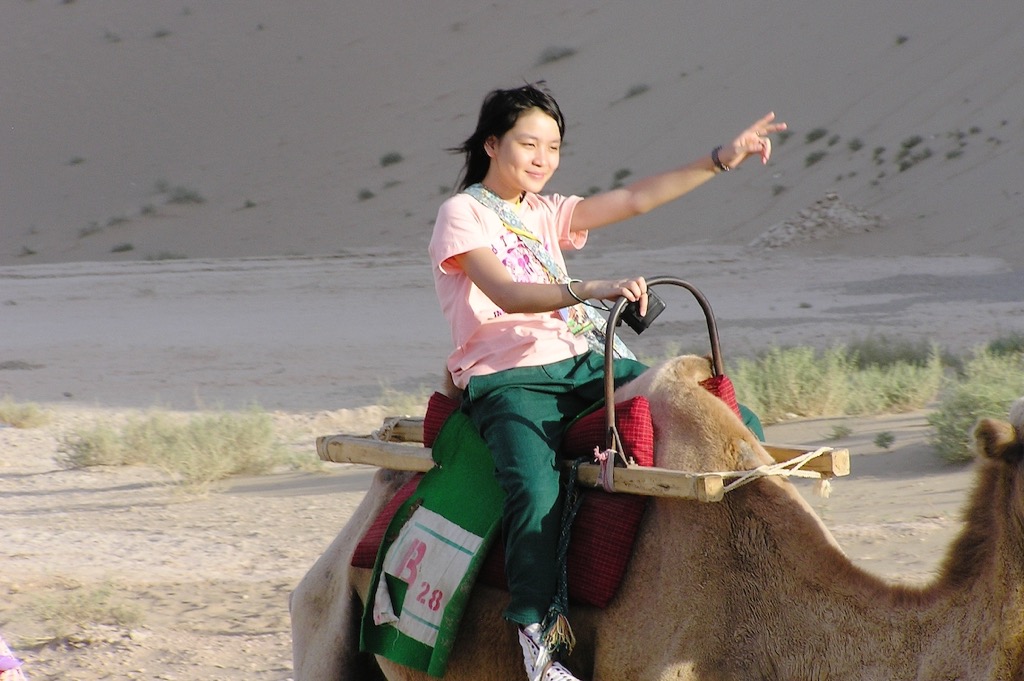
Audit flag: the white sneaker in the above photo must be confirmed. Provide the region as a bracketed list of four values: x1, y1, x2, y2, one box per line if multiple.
[518, 624, 582, 681]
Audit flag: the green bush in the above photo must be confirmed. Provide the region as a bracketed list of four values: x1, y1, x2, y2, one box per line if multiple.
[900, 134, 924, 150]
[874, 432, 896, 449]
[0, 395, 50, 428]
[732, 344, 943, 424]
[165, 186, 206, 205]
[988, 332, 1024, 356]
[623, 84, 650, 99]
[843, 334, 936, 368]
[59, 423, 136, 467]
[30, 580, 142, 642]
[59, 408, 293, 490]
[805, 128, 828, 144]
[843, 353, 943, 415]
[805, 150, 827, 167]
[928, 349, 1024, 462]
[732, 346, 851, 422]
[826, 424, 853, 440]
[536, 46, 577, 65]
[79, 222, 102, 238]
[721, 339, 1020, 459]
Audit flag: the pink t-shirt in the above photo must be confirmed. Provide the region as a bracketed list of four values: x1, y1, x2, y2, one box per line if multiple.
[429, 191, 589, 389]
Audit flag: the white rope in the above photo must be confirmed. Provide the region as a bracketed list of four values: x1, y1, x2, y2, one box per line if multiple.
[593, 448, 617, 493]
[719, 446, 835, 498]
[590, 445, 837, 498]
[371, 417, 398, 442]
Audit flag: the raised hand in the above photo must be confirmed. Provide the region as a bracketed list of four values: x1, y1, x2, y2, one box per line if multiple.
[720, 112, 788, 168]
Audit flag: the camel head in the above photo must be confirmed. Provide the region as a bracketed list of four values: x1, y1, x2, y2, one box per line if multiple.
[615, 354, 769, 474]
[955, 397, 1024, 677]
[974, 397, 1024, 466]
[971, 397, 1024, 553]
[941, 397, 1024, 597]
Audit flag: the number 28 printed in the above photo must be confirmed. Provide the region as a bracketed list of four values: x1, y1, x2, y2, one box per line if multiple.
[395, 538, 445, 612]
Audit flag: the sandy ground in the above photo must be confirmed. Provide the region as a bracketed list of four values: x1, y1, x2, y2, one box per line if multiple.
[2, 248, 1022, 680]
[0, 407, 376, 681]
[3, 246, 1021, 413]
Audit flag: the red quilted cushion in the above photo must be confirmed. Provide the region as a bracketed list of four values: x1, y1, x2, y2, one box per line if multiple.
[354, 392, 655, 609]
[423, 392, 460, 447]
[352, 479, 647, 609]
[424, 392, 656, 466]
[349, 474, 423, 569]
[561, 396, 654, 467]
[565, 490, 647, 607]
[424, 377, 737, 454]
[699, 374, 741, 418]
[473, 488, 648, 608]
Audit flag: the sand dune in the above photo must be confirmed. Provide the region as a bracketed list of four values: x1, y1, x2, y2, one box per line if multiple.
[4, 1, 1023, 266]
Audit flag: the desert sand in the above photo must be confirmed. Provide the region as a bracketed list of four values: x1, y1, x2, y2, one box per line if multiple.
[2, 1, 1024, 680]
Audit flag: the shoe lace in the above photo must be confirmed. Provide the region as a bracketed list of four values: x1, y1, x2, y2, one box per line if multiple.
[519, 625, 581, 681]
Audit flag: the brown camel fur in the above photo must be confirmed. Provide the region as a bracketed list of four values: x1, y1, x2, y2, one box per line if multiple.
[290, 355, 1024, 680]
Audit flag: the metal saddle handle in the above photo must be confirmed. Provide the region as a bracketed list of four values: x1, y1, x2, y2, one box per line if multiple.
[602, 276, 724, 459]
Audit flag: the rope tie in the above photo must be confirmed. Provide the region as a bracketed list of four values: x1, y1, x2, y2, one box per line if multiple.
[371, 417, 397, 442]
[719, 446, 835, 498]
[593, 447, 617, 493]
[591, 444, 836, 498]
[541, 457, 589, 656]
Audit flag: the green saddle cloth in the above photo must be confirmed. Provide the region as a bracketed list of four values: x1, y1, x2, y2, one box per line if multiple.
[360, 411, 505, 677]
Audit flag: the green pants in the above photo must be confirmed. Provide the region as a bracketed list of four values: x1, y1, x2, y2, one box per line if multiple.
[462, 351, 647, 625]
[740, 404, 765, 441]
[463, 352, 764, 625]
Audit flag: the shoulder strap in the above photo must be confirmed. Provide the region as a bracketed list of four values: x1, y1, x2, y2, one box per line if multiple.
[464, 184, 567, 281]
[464, 184, 529, 231]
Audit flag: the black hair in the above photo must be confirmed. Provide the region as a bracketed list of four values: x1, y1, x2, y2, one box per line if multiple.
[449, 82, 566, 191]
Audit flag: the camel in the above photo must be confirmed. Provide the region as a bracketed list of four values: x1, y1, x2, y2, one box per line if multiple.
[290, 354, 1024, 680]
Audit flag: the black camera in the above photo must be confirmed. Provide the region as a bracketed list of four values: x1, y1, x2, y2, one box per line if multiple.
[619, 289, 666, 334]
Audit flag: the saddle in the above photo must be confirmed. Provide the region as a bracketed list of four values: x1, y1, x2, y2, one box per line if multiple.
[354, 365, 745, 676]
[351, 390, 657, 610]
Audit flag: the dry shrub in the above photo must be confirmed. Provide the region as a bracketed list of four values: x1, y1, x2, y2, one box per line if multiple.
[58, 407, 291, 491]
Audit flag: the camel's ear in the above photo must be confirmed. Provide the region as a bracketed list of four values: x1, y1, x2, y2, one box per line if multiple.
[973, 418, 1024, 464]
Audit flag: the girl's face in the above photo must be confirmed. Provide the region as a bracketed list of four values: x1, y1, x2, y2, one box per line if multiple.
[482, 108, 561, 200]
